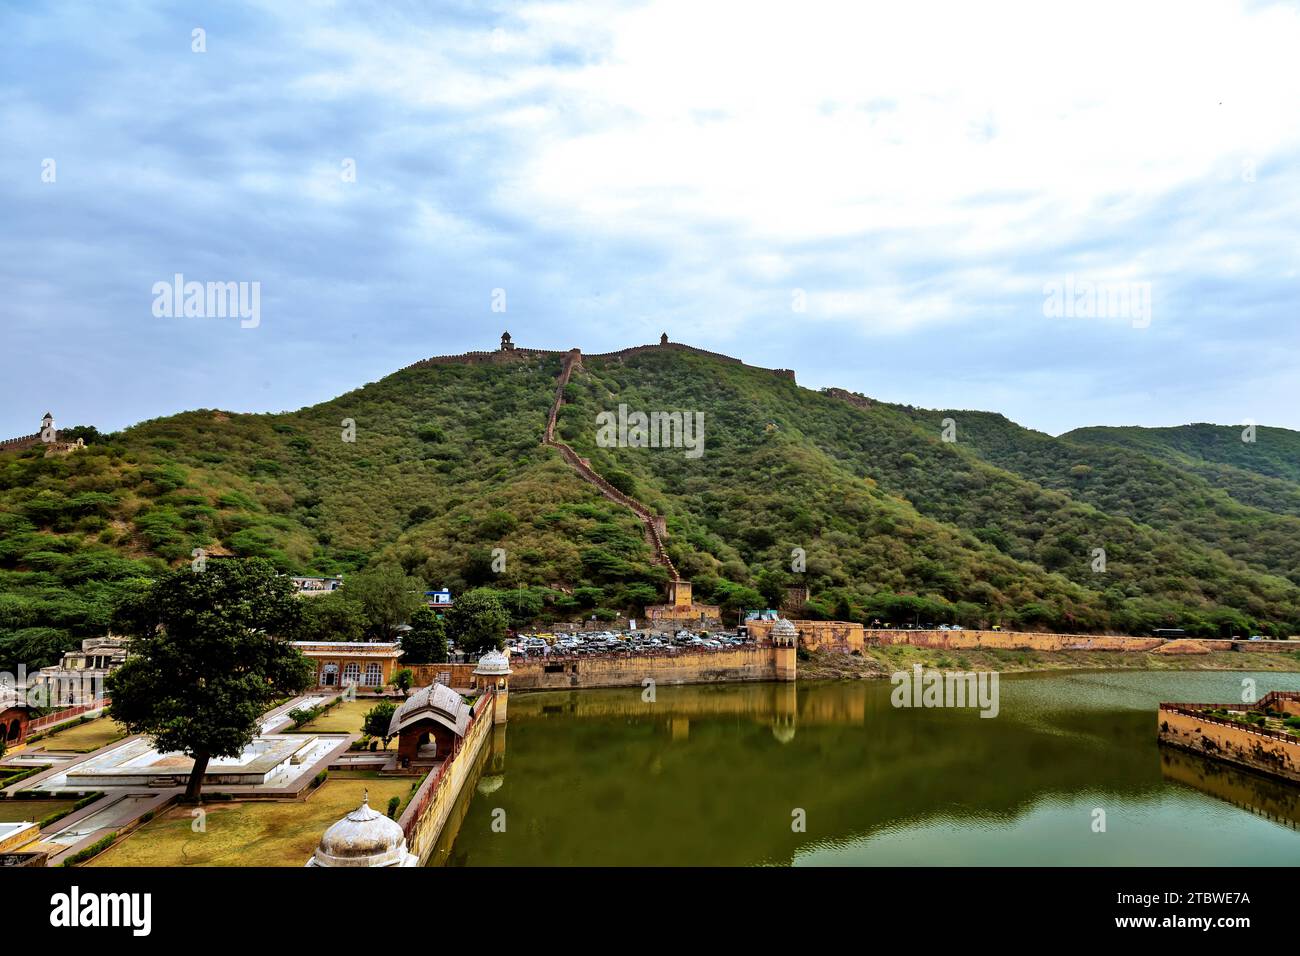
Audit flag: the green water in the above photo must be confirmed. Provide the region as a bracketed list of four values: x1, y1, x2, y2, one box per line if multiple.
[446, 671, 1300, 866]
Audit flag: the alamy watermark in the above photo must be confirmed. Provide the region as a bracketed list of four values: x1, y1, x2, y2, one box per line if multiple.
[0, 665, 106, 710]
[1043, 274, 1151, 328]
[890, 664, 1000, 718]
[152, 273, 261, 328]
[595, 403, 704, 459]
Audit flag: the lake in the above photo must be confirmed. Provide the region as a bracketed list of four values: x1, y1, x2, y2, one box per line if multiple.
[443, 670, 1300, 866]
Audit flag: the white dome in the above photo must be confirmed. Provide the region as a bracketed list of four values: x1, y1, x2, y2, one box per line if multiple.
[473, 648, 512, 676]
[310, 793, 414, 867]
[772, 619, 798, 643]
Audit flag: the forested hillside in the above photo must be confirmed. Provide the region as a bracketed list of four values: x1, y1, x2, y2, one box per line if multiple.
[3, 343, 1299, 672]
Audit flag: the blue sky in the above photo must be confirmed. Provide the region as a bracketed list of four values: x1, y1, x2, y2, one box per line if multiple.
[2, 0, 1299, 439]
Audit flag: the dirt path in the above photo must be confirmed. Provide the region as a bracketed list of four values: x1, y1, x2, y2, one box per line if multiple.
[542, 350, 677, 578]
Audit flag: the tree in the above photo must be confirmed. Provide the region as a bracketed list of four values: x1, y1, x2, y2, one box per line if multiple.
[294, 590, 367, 642]
[400, 606, 447, 664]
[605, 470, 636, 496]
[107, 558, 314, 801]
[392, 668, 414, 697]
[61, 424, 102, 444]
[446, 588, 510, 656]
[755, 568, 788, 609]
[362, 700, 397, 749]
[346, 568, 426, 640]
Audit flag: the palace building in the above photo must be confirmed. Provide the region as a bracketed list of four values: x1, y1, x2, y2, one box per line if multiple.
[291, 641, 403, 690]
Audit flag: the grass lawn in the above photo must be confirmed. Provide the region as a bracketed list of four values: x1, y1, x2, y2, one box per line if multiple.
[0, 799, 77, 823]
[88, 771, 421, 867]
[291, 698, 385, 735]
[31, 717, 128, 753]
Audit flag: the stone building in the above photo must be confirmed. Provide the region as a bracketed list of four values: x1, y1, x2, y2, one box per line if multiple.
[27, 635, 127, 707]
[306, 792, 418, 867]
[0, 696, 29, 747]
[0, 412, 84, 457]
[471, 649, 511, 723]
[746, 617, 865, 653]
[291, 641, 403, 689]
[389, 682, 471, 766]
[644, 579, 723, 630]
[290, 575, 343, 596]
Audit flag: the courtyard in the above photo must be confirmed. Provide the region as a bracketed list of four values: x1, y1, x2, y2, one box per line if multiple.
[88, 771, 420, 867]
[290, 698, 385, 736]
[27, 717, 127, 753]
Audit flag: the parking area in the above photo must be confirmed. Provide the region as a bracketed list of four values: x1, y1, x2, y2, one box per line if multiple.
[507, 629, 754, 660]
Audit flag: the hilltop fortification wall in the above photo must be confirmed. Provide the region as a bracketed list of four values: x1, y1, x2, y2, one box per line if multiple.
[397, 336, 796, 382]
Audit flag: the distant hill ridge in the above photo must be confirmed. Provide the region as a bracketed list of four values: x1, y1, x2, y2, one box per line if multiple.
[400, 330, 796, 382]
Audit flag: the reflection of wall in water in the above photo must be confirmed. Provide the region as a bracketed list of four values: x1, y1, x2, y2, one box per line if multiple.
[1160, 745, 1300, 830]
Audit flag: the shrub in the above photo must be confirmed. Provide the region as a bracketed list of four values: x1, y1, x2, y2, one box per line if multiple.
[61, 832, 117, 866]
[387, 796, 401, 819]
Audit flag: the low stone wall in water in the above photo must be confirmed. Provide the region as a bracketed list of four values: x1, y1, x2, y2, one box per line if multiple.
[401, 693, 496, 865]
[1158, 706, 1300, 785]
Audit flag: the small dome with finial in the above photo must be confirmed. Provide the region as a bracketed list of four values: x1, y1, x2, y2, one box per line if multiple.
[307, 790, 418, 867]
[473, 648, 511, 676]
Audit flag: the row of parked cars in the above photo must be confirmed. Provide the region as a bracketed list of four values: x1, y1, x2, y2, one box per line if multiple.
[507, 629, 752, 658]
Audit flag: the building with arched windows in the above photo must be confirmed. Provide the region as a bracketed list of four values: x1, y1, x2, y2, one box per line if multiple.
[291, 642, 404, 690]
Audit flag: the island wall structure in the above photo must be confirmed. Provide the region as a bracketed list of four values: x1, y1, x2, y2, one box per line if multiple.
[407, 644, 792, 692]
[1158, 692, 1300, 785]
[400, 692, 497, 865]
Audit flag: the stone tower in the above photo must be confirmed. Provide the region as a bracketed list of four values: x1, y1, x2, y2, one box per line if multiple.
[473, 649, 512, 724]
[771, 618, 798, 682]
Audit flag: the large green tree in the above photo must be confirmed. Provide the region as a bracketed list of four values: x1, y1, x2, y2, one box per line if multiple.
[446, 588, 510, 656]
[294, 590, 367, 642]
[108, 558, 314, 801]
[400, 605, 448, 664]
[346, 568, 427, 640]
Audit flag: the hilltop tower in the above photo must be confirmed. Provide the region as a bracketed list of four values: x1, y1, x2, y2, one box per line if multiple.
[500, 331, 515, 351]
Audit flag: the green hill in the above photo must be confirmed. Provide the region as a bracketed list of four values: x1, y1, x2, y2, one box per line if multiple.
[3, 342, 1299, 672]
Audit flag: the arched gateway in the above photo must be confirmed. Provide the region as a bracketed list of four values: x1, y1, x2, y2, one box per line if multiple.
[389, 683, 472, 767]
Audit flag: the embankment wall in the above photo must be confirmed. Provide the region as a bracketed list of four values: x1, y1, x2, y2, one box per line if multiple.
[1158, 706, 1300, 784]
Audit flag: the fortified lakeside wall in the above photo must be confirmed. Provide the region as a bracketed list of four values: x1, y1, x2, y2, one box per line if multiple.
[401, 691, 496, 865]
[866, 629, 1166, 652]
[1158, 700, 1300, 785]
[408, 645, 783, 692]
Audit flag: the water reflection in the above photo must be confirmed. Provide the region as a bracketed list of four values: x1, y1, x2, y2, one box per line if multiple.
[445, 672, 1300, 866]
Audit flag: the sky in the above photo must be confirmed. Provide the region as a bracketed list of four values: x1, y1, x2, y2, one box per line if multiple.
[2, 0, 1299, 439]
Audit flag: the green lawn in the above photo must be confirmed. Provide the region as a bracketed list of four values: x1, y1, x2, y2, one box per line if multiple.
[31, 717, 128, 753]
[291, 698, 386, 735]
[89, 772, 420, 867]
[0, 799, 77, 823]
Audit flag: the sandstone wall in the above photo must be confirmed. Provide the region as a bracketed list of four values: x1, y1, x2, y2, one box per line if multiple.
[865, 629, 1164, 652]
[510, 646, 776, 690]
[1158, 706, 1300, 784]
[403, 693, 495, 865]
[408, 646, 779, 691]
[746, 619, 864, 652]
